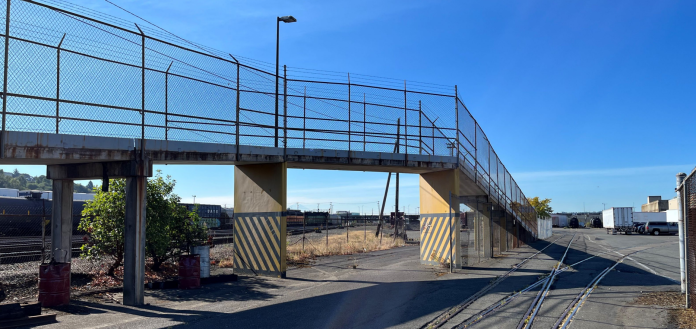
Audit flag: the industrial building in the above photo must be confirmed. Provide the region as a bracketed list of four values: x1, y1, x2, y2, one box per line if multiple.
[642, 196, 678, 212]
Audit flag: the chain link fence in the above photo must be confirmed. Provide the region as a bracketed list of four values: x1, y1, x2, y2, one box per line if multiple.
[0, 0, 536, 233]
[0, 0, 539, 291]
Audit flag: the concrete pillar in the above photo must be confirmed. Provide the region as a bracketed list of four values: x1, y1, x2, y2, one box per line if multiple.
[51, 179, 74, 263]
[479, 204, 492, 259]
[123, 175, 147, 306]
[499, 212, 508, 253]
[419, 169, 461, 268]
[47, 159, 152, 307]
[233, 162, 287, 278]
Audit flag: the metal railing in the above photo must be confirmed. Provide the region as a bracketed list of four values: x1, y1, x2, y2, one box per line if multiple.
[0, 0, 536, 233]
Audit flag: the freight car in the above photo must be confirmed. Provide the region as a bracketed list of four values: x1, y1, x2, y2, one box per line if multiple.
[180, 203, 222, 228]
[286, 209, 304, 226]
[591, 217, 603, 228]
[0, 196, 86, 236]
[305, 211, 329, 226]
[569, 217, 579, 228]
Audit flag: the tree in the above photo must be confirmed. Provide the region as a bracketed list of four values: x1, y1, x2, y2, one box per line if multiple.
[79, 179, 127, 275]
[79, 171, 207, 274]
[145, 172, 206, 270]
[528, 197, 553, 219]
[86, 181, 94, 191]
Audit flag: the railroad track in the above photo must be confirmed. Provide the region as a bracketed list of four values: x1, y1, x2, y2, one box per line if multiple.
[516, 233, 576, 329]
[421, 234, 570, 329]
[447, 235, 676, 329]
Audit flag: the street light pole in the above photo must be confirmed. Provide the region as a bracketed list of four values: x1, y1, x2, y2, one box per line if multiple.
[275, 15, 296, 148]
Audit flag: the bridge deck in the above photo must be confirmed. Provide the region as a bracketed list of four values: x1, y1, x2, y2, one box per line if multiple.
[1, 131, 457, 174]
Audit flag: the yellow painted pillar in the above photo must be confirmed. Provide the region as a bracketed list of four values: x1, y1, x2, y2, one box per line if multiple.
[233, 162, 287, 278]
[419, 169, 461, 268]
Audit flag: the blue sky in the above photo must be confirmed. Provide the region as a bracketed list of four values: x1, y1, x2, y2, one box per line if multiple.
[2, 0, 694, 213]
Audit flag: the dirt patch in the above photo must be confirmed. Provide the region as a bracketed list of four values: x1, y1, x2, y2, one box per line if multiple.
[632, 291, 696, 329]
[634, 291, 684, 308]
[669, 308, 696, 329]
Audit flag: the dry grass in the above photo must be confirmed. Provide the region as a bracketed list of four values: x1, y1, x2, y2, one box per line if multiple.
[287, 231, 405, 266]
[670, 308, 696, 329]
[632, 291, 696, 329]
[634, 291, 684, 308]
[213, 231, 405, 269]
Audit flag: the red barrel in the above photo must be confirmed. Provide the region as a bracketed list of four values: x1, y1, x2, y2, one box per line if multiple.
[38, 263, 70, 307]
[179, 255, 200, 289]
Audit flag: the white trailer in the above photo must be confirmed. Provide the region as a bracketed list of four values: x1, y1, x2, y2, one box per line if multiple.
[551, 214, 567, 227]
[665, 209, 678, 223]
[0, 188, 18, 197]
[537, 217, 553, 239]
[633, 211, 666, 223]
[602, 207, 633, 234]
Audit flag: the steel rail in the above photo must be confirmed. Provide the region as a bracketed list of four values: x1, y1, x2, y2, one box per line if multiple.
[420, 234, 568, 329]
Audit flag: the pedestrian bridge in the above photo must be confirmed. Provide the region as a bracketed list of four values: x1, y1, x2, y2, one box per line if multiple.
[0, 0, 538, 306]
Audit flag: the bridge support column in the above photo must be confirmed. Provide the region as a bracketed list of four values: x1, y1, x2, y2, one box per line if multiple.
[47, 159, 152, 306]
[497, 210, 508, 253]
[123, 174, 147, 306]
[419, 169, 460, 269]
[51, 179, 74, 263]
[478, 204, 493, 259]
[233, 162, 287, 278]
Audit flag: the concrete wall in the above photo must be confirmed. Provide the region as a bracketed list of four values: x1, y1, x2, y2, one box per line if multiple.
[642, 200, 670, 212]
[537, 217, 552, 239]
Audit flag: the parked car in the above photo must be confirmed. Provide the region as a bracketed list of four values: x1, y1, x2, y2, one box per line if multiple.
[637, 224, 645, 235]
[644, 221, 678, 236]
[632, 222, 644, 232]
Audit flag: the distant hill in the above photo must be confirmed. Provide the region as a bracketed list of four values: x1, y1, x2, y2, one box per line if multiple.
[0, 169, 92, 193]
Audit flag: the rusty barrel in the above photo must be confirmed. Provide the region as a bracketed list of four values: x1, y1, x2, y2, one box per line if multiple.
[38, 263, 70, 307]
[179, 254, 200, 289]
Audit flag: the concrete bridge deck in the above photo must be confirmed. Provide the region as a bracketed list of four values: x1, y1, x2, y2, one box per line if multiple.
[1, 131, 457, 174]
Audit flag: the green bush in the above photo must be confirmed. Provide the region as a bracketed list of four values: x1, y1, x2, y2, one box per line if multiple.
[79, 171, 207, 274]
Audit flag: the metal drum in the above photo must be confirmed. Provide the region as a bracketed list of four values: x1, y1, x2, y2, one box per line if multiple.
[38, 263, 70, 307]
[192, 245, 210, 278]
[178, 255, 200, 289]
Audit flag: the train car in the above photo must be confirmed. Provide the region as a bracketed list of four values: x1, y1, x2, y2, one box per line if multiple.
[591, 217, 603, 228]
[286, 209, 304, 226]
[0, 196, 86, 236]
[305, 211, 329, 226]
[569, 217, 579, 228]
[180, 203, 222, 229]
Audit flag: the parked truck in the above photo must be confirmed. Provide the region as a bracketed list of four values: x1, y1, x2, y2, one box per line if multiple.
[602, 207, 633, 235]
[644, 221, 678, 236]
[633, 212, 666, 223]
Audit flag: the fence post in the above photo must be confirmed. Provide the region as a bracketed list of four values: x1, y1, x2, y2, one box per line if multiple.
[229, 54, 240, 150]
[418, 100, 422, 155]
[348, 73, 351, 155]
[283, 65, 287, 156]
[165, 61, 172, 141]
[1, 0, 10, 158]
[135, 24, 145, 158]
[55, 33, 65, 135]
[449, 191, 453, 273]
[677, 173, 687, 296]
[363, 93, 366, 152]
[404, 81, 407, 158]
[303, 87, 306, 149]
[455, 85, 459, 162]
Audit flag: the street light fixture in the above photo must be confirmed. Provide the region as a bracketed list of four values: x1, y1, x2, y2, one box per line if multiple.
[275, 15, 297, 147]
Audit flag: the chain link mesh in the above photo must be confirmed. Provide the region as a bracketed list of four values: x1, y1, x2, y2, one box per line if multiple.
[0, 0, 538, 283]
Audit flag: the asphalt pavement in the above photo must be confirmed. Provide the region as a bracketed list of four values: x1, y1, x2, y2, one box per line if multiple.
[35, 228, 680, 329]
